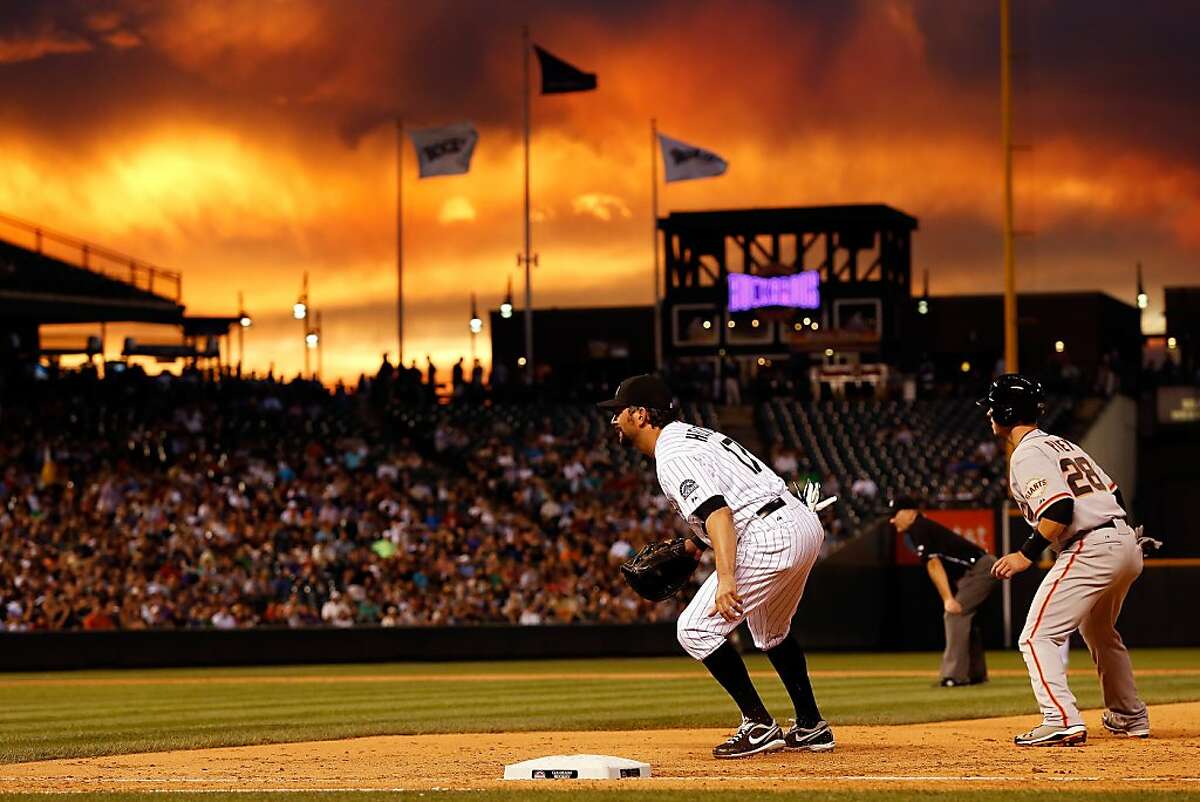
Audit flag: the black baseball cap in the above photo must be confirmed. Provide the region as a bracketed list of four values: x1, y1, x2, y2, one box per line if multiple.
[597, 374, 674, 411]
[889, 495, 922, 511]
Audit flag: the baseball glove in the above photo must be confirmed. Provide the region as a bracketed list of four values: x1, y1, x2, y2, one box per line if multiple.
[620, 537, 700, 601]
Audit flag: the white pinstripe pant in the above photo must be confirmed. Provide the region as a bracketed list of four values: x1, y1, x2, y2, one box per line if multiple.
[676, 495, 824, 660]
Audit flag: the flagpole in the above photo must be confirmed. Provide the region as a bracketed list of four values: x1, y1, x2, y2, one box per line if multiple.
[650, 118, 663, 372]
[521, 25, 535, 384]
[396, 117, 405, 366]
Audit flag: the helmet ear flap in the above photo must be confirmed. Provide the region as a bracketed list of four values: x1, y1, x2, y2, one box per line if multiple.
[991, 405, 1017, 427]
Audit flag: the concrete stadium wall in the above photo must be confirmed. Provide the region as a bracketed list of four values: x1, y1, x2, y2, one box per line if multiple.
[1080, 395, 1139, 507]
[1, 563, 1193, 670]
[0, 623, 682, 671]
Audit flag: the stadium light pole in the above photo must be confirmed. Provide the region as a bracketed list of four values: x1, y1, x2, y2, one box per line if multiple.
[1136, 260, 1148, 320]
[500, 275, 514, 319]
[237, 291, 252, 376]
[469, 292, 483, 364]
[315, 310, 323, 382]
[1001, 0, 1018, 373]
[294, 271, 309, 377]
[304, 310, 320, 382]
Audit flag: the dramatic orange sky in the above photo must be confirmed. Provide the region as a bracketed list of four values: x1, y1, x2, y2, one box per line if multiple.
[2, 0, 1197, 382]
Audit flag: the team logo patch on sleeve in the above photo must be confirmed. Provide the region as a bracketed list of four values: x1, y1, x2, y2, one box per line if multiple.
[679, 479, 699, 499]
[1024, 477, 1048, 500]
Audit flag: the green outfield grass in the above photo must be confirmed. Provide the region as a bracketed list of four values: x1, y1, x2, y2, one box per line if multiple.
[1, 649, 1197, 764]
[2, 792, 1200, 802]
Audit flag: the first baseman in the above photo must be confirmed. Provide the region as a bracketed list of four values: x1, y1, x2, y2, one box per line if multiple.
[982, 374, 1148, 746]
[599, 374, 833, 759]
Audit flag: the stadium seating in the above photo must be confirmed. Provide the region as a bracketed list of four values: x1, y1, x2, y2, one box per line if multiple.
[757, 396, 1075, 531]
[0, 368, 1072, 631]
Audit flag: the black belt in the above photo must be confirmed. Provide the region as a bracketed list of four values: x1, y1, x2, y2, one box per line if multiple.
[756, 496, 786, 518]
[1073, 517, 1126, 539]
[1060, 517, 1126, 553]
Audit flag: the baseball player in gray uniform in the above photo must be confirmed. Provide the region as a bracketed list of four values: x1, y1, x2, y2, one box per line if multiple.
[599, 374, 833, 759]
[981, 374, 1149, 746]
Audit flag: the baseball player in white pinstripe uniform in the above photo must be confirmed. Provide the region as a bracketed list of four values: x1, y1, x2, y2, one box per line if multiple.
[599, 374, 833, 759]
[981, 374, 1149, 747]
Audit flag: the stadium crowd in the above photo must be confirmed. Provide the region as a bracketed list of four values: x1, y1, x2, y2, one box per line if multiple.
[0, 367, 702, 632]
[0, 352, 1103, 632]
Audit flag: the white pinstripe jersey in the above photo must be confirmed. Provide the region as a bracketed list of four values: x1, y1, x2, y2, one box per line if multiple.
[1008, 429, 1124, 542]
[654, 421, 787, 546]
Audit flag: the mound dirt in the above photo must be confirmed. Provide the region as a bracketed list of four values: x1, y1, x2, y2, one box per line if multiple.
[2, 702, 1197, 793]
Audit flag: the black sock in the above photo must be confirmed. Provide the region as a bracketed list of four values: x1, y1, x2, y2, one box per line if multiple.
[766, 636, 822, 728]
[701, 640, 772, 724]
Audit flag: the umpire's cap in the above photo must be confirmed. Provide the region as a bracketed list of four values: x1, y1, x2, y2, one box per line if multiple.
[597, 374, 674, 411]
[976, 373, 1045, 427]
[889, 495, 922, 511]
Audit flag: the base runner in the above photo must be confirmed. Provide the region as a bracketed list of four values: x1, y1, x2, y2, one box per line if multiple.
[599, 374, 833, 759]
[981, 374, 1149, 746]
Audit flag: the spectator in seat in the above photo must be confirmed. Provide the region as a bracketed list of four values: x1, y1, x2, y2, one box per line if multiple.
[850, 475, 878, 500]
[321, 591, 354, 628]
[772, 447, 799, 480]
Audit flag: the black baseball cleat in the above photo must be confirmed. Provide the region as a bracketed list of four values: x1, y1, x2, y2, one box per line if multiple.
[712, 717, 786, 759]
[1013, 723, 1087, 747]
[783, 719, 835, 752]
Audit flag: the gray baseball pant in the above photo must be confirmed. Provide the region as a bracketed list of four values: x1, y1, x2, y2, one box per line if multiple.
[1018, 521, 1146, 727]
[942, 554, 998, 683]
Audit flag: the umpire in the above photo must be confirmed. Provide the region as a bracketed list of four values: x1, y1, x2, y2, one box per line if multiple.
[890, 497, 998, 687]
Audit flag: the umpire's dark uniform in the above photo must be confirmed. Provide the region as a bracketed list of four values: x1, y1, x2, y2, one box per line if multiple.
[905, 514, 998, 685]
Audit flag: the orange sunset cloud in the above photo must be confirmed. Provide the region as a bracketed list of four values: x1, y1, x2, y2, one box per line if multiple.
[1, 0, 1196, 382]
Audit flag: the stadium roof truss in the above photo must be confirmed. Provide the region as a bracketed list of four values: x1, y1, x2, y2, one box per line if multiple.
[0, 213, 184, 325]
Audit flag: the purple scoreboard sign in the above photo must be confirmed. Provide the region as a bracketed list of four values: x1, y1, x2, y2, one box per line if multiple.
[727, 272, 820, 313]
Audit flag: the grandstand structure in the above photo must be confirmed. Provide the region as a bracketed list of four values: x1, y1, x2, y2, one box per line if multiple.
[0, 213, 234, 369]
[491, 204, 1143, 409]
[659, 205, 917, 358]
[657, 204, 919, 402]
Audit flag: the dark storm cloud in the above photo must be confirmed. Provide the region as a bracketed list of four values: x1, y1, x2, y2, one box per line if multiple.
[0, 0, 124, 57]
[0, 0, 875, 148]
[914, 0, 1200, 161]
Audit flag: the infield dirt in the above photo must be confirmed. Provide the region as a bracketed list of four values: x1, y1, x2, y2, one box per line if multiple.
[1, 702, 1197, 794]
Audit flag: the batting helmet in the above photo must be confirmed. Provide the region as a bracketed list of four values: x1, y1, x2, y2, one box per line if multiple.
[976, 373, 1045, 426]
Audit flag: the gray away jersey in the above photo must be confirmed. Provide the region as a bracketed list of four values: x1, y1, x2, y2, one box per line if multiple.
[654, 421, 787, 545]
[1009, 429, 1124, 543]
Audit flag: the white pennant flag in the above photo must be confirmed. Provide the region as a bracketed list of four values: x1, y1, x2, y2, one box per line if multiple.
[658, 133, 727, 182]
[408, 122, 478, 178]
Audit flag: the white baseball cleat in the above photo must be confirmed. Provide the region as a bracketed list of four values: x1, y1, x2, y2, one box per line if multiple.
[1013, 722, 1087, 747]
